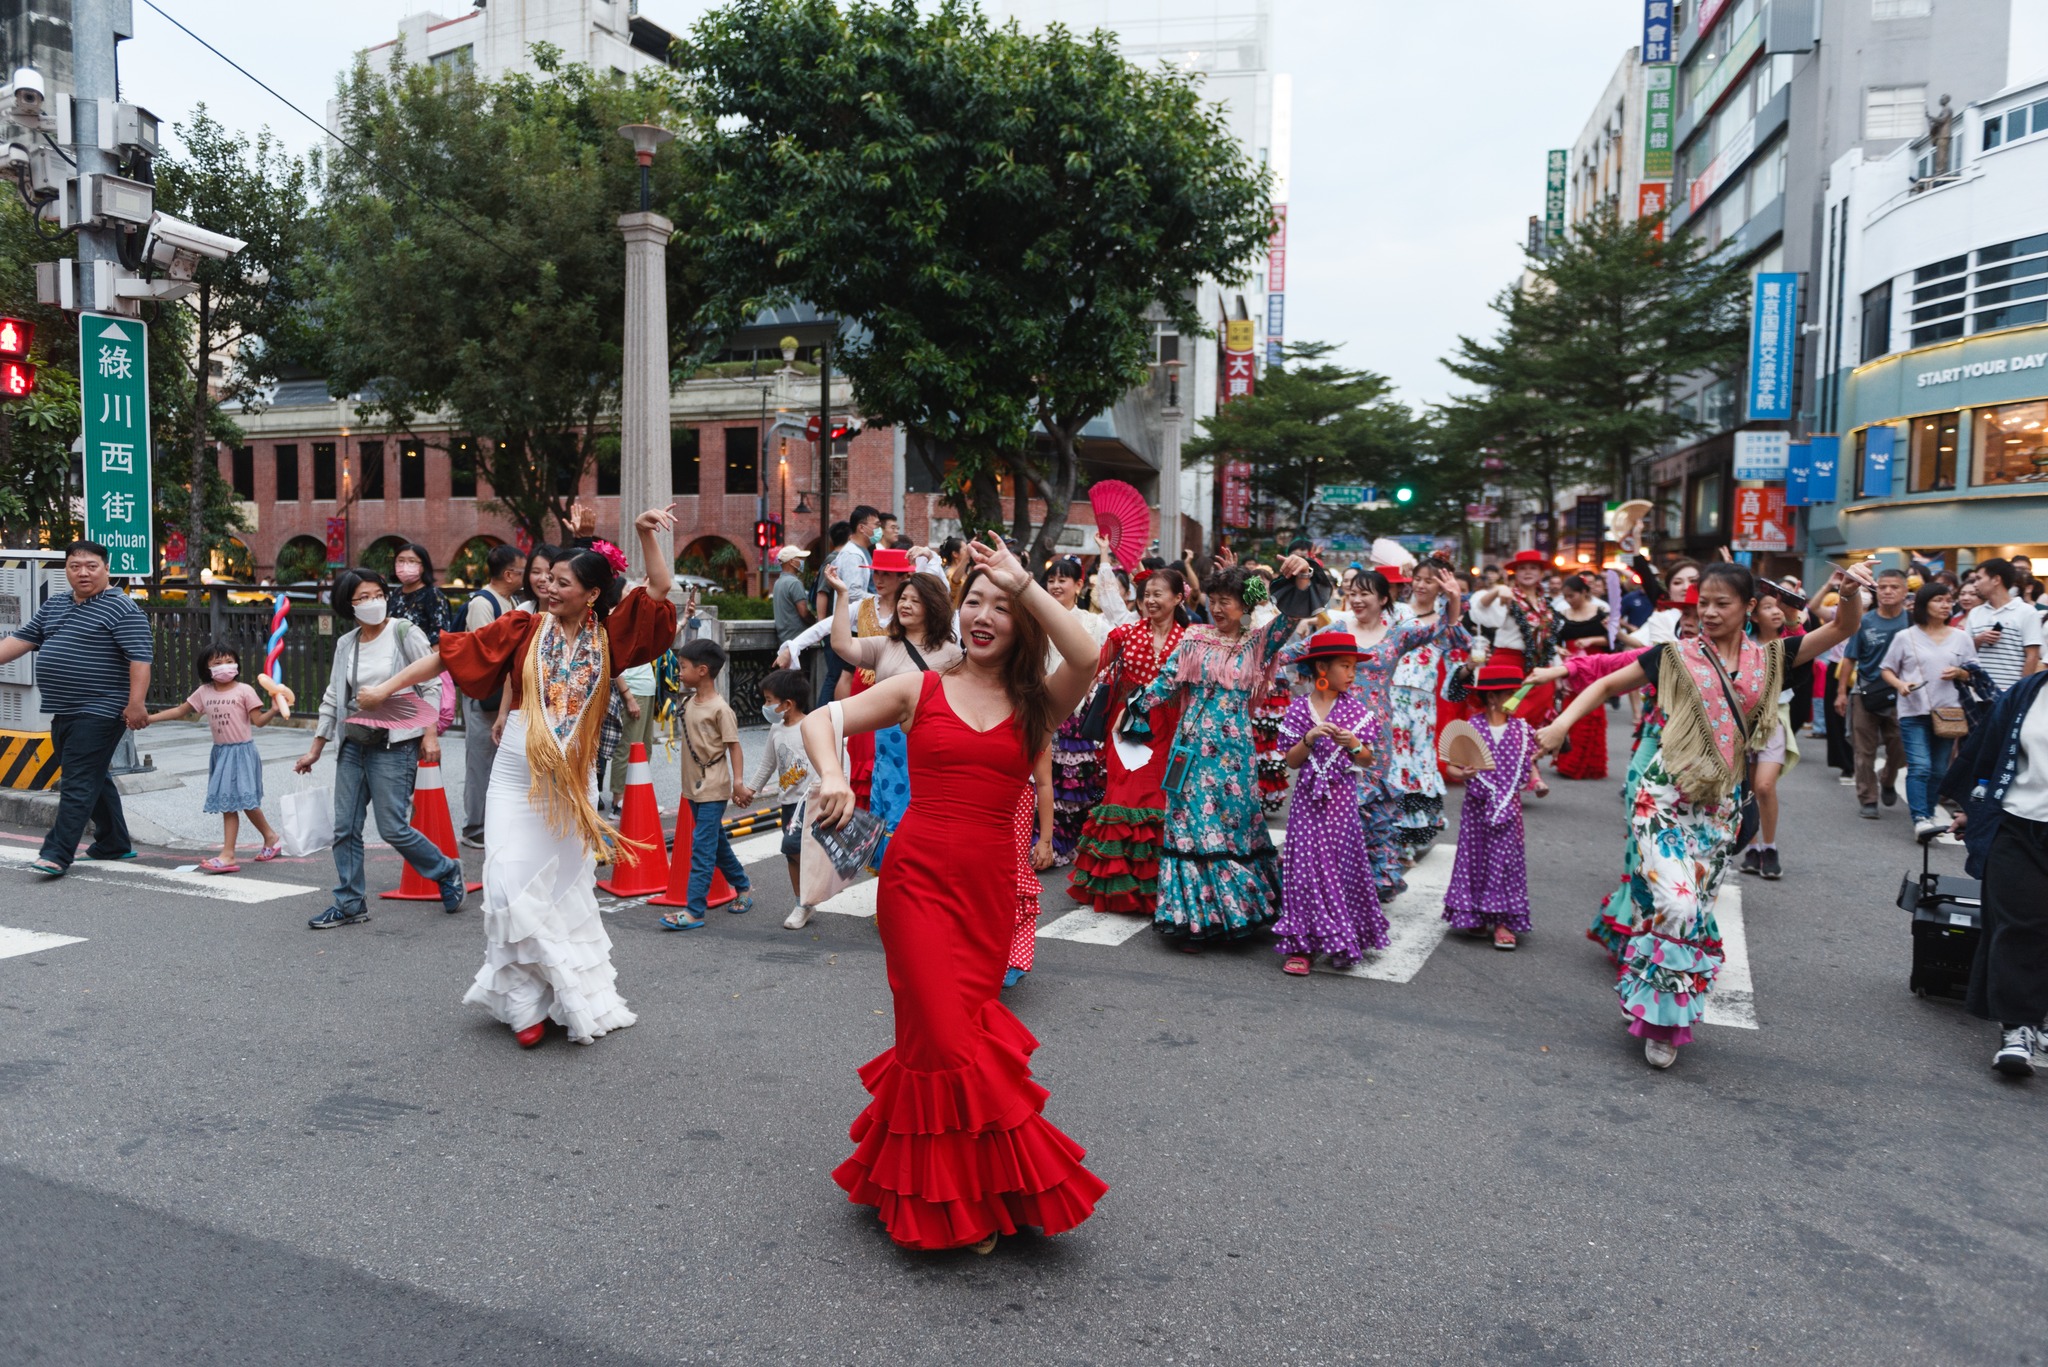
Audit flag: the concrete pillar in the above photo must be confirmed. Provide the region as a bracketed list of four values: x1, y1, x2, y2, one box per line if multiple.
[617, 210, 674, 583]
[1159, 408, 1184, 564]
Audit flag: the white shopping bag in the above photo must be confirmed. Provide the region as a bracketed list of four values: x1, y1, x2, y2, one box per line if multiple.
[278, 783, 335, 857]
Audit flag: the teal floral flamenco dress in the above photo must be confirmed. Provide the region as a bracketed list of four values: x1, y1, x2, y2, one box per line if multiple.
[1606, 636, 1785, 1049]
[1122, 610, 1300, 945]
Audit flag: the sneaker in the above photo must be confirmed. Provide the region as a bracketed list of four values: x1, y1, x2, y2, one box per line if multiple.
[1740, 848, 1761, 877]
[460, 832, 486, 850]
[783, 903, 814, 930]
[1913, 818, 1940, 844]
[1759, 848, 1782, 880]
[308, 905, 370, 930]
[1644, 1037, 1678, 1069]
[1837, 775, 1857, 786]
[1993, 1026, 2037, 1078]
[1859, 804, 1880, 820]
[1881, 786, 1899, 807]
[439, 872, 468, 912]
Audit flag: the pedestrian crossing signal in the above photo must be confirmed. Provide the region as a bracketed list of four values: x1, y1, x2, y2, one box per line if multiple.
[0, 316, 31, 359]
[754, 517, 781, 548]
[0, 359, 35, 398]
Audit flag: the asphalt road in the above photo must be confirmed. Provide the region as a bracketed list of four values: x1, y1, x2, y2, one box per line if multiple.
[1, 709, 2042, 1366]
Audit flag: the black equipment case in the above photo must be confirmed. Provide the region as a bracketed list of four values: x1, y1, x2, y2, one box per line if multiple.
[1897, 841, 1982, 1000]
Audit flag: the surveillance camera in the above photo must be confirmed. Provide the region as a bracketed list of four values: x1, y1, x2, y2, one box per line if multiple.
[144, 211, 247, 268]
[11, 66, 44, 115]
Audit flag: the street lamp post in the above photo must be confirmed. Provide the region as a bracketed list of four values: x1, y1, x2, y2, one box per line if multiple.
[1158, 359, 1185, 563]
[617, 122, 677, 588]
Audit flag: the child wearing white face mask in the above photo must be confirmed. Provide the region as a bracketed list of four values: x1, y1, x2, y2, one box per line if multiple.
[746, 668, 835, 928]
[148, 639, 285, 872]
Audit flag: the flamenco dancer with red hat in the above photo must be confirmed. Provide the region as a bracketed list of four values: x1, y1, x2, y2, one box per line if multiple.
[1441, 661, 1540, 950]
[801, 535, 1107, 1254]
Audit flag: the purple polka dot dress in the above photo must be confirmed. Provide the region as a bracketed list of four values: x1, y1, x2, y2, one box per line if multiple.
[1442, 717, 1536, 934]
[1274, 692, 1389, 964]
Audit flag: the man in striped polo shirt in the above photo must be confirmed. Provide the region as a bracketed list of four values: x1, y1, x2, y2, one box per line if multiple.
[0, 541, 154, 874]
[1969, 558, 2044, 694]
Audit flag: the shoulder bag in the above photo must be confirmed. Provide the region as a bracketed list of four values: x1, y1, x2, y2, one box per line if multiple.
[1701, 642, 1762, 855]
[1912, 632, 1971, 739]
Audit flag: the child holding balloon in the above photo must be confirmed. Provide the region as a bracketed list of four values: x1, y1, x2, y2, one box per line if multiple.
[148, 639, 287, 873]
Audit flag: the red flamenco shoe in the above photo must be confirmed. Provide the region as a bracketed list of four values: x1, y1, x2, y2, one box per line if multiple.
[1281, 954, 1312, 976]
[514, 1021, 545, 1049]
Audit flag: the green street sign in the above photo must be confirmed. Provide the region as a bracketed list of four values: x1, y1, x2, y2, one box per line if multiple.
[79, 313, 153, 577]
[1316, 484, 1369, 506]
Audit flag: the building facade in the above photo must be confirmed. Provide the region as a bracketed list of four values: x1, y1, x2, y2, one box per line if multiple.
[1570, 49, 1654, 230]
[1805, 70, 2048, 579]
[361, 1, 679, 80]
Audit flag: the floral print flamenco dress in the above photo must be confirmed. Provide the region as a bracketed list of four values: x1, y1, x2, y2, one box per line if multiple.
[1123, 612, 1299, 944]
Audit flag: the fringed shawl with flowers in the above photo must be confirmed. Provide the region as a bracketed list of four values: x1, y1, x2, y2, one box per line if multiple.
[1503, 583, 1558, 668]
[1653, 635, 1785, 807]
[1155, 611, 1299, 708]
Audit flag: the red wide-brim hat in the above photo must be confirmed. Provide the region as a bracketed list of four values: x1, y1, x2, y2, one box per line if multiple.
[1657, 585, 1700, 610]
[869, 547, 915, 575]
[1467, 661, 1527, 691]
[1508, 549, 1549, 567]
[1373, 562, 1410, 585]
[1299, 630, 1369, 662]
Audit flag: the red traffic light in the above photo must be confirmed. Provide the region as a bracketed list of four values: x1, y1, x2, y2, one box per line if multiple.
[0, 359, 36, 398]
[753, 517, 781, 549]
[0, 316, 32, 359]
[805, 415, 861, 442]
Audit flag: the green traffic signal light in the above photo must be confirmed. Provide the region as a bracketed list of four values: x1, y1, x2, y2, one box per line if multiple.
[1395, 486, 1414, 503]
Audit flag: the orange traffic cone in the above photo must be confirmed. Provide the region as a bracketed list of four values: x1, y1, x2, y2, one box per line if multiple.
[381, 757, 484, 901]
[646, 799, 741, 909]
[596, 742, 670, 896]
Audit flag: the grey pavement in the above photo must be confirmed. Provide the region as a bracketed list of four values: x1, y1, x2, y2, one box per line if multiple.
[0, 707, 2042, 1366]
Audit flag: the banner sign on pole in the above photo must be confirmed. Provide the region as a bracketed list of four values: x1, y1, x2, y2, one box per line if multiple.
[1784, 441, 1812, 507]
[1222, 319, 1257, 403]
[324, 516, 349, 567]
[1642, 0, 1674, 62]
[1221, 459, 1252, 527]
[1266, 293, 1285, 338]
[1544, 150, 1567, 245]
[1807, 434, 1839, 504]
[1637, 181, 1669, 239]
[1732, 485, 1792, 553]
[1747, 272, 1799, 421]
[1268, 249, 1286, 293]
[1643, 65, 1675, 180]
[79, 313, 153, 577]
[1732, 429, 1790, 480]
[1860, 425, 1895, 497]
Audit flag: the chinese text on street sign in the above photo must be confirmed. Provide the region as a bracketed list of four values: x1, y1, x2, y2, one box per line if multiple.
[1545, 150, 1567, 244]
[1642, 65, 1675, 180]
[1732, 429, 1790, 480]
[1641, 0, 1673, 62]
[1222, 319, 1257, 403]
[80, 313, 152, 576]
[1731, 485, 1791, 553]
[1747, 272, 1799, 421]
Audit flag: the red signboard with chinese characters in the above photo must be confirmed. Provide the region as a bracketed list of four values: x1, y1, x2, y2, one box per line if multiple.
[1637, 182, 1669, 240]
[1268, 247, 1286, 293]
[1220, 460, 1253, 527]
[1221, 319, 1257, 405]
[324, 516, 348, 567]
[1731, 485, 1793, 553]
[1269, 205, 1286, 251]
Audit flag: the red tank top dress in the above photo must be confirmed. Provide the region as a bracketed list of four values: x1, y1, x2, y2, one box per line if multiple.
[831, 672, 1108, 1249]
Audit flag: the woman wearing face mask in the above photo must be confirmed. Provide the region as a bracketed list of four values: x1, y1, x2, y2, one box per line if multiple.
[386, 543, 455, 642]
[295, 569, 468, 929]
[1041, 533, 1134, 865]
[355, 508, 681, 1048]
[1121, 556, 1318, 949]
[802, 534, 1108, 1255]
[1281, 565, 1467, 897]
[1071, 567, 1190, 916]
[1539, 561, 1875, 1069]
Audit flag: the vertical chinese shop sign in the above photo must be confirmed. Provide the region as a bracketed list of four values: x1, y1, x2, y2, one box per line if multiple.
[80, 313, 153, 577]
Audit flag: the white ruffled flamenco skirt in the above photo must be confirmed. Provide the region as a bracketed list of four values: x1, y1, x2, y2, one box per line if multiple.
[462, 711, 636, 1044]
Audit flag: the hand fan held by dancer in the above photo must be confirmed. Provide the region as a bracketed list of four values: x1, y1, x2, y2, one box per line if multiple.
[1086, 479, 1151, 571]
[1437, 719, 1495, 771]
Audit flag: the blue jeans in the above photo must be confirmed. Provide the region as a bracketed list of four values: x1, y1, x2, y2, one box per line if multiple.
[687, 799, 750, 914]
[39, 712, 132, 867]
[1897, 715, 1956, 823]
[330, 738, 461, 913]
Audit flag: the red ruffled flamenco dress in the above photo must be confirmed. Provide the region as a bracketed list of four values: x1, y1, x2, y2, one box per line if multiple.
[833, 673, 1107, 1249]
[1070, 620, 1184, 915]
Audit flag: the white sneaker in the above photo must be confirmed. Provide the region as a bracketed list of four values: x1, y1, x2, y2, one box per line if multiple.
[783, 903, 814, 930]
[1913, 818, 1940, 843]
[1994, 1026, 2038, 1078]
[1644, 1038, 1679, 1070]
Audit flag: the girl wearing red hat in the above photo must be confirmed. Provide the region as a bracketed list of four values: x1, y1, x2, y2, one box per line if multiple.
[1469, 549, 1559, 795]
[1441, 661, 1540, 950]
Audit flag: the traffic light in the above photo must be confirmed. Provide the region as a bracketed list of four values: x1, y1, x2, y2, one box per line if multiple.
[1394, 485, 1415, 504]
[0, 359, 34, 398]
[0, 315, 33, 358]
[754, 517, 781, 549]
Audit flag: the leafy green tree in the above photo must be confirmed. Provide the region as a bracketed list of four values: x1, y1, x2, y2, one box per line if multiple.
[0, 197, 82, 543]
[674, 0, 1270, 561]
[311, 45, 709, 542]
[152, 108, 318, 577]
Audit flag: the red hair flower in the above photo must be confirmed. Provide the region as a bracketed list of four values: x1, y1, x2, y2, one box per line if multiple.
[590, 539, 629, 575]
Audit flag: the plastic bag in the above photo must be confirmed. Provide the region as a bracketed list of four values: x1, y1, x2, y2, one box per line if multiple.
[278, 782, 335, 858]
[799, 802, 886, 906]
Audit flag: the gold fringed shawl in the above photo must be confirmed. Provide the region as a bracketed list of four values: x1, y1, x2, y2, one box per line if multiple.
[1656, 638, 1783, 806]
[517, 613, 644, 864]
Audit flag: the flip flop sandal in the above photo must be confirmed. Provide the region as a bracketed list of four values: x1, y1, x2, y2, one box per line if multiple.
[27, 859, 65, 877]
[253, 845, 284, 862]
[84, 851, 138, 861]
[198, 858, 240, 874]
[1281, 955, 1312, 976]
[659, 913, 706, 931]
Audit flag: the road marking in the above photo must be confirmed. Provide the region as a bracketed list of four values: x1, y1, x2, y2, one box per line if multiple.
[730, 831, 785, 867]
[0, 926, 86, 960]
[1331, 843, 1455, 983]
[0, 846, 320, 904]
[1702, 880, 1758, 1029]
[814, 878, 879, 918]
[1038, 907, 1152, 945]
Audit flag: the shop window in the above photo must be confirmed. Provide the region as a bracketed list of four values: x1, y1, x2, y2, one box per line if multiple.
[1908, 411, 1958, 492]
[1911, 318, 1965, 347]
[1861, 281, 1893, 361]
[1974, 401, 2048, 485]
[359, 441, 385, 500]
[671, 426, 699, 495]
[1689, 470, 1724, 538]
[400, 440, 426, 499]
[1977, 232, 2048, 266]
[1910, 297, 1965, 325]
[275, 445, 299, 501]
[1974, 301, 2048, 333]
[313, 442, 337, 501]
[230, 446, 254, 500]
[450, 436, 477, 498]
[724, 426, 758, 495]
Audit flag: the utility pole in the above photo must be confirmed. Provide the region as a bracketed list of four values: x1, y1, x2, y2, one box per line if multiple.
[616, 124, 676, 588]
[1159, 360, 1184, 563]
[72, 0, 124, 315]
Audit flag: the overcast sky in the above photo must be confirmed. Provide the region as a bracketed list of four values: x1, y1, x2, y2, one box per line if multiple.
[124, 1, 1640, 412]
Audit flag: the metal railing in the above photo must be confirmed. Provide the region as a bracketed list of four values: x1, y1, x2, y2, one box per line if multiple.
[140, 589, 339, 712]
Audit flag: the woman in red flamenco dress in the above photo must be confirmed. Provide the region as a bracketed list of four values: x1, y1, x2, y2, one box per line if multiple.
[801, 534, 1108, 1254]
